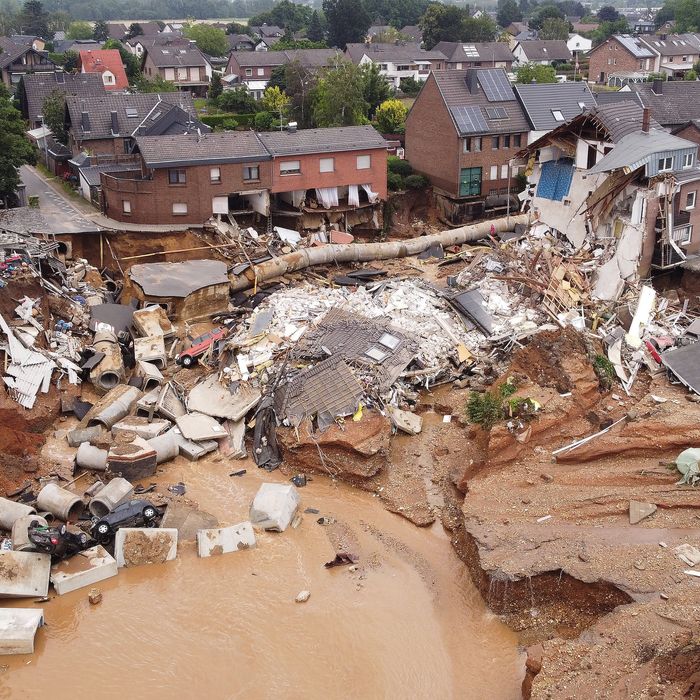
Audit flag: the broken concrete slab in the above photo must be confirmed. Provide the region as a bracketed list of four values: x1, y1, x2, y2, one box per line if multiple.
[133, 335, 166, 369]
[133, 305, 175, 339]
[175, 413, 226, 441]
[387, 406, 423, 435]
[107, 437, 157, 481]
[172, 430, 219, 461]
[114, 528, 178, 568]
[250, 483, 300, 532]
[160, 504, 218, 541]
[0, 608, 44, 654]
[0, 551, 50, 598]
[629, 500, 657, 525]
[196, 522, 256, 557]
[675, 543, 700, 567]
[217, 419, 246, 459]
[50, 545, 118, 595]
[187, 376, 261, 422]
[112, 416, 171, 440]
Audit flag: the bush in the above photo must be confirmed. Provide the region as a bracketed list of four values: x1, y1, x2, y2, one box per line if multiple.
[254, 111, 274, 130]
[221, 118, 239, 130]
[388, 156, 413, 177]
[399, 77, 421, 96]
[387, 172, 404, 191]
[466, 391, 505, 430]
[200, 113, 255, 129]
[593, 354, 615, 389]
[217, 88, 258, 114]
[404, 173, 429, 189]
[685, 70, 698, 81]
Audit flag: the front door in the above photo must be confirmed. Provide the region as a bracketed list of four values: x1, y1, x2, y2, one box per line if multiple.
[459, 167, 482, 197]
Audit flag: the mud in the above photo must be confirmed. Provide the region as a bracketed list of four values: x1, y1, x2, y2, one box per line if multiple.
[120, 530, 175, 566]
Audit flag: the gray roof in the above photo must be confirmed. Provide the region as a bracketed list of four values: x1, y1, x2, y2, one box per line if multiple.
[591, 102, 662, 142]
[136, 132, 270, 167]
[79, 164, 138, 187]
[588, 129, 697, 174]
[127, 35, 190, 48]
[21, 72, 106, 123]
[346, 42, 445, 64]
[0, 37, 45, 69]
[592, 90, 644, 107]
[631, 81, 700, 127]
[609, 35, 655, 58]
[145, 44, 209, 68]
[129, 260, 229, 298]
[513, 82, 596, 130]
[66, 93, 197, 141]
[640, 33, 700, 57]
[252, 25, 284, 38]
[229, 48, 339, 68]
[400, 26, 423, 42]
[515, 40, 572, 61]
[433, 41, 514, 64]
[256, 125, 386, 157]
[53, 39, 103, 54]
[432, 69, 530, 137]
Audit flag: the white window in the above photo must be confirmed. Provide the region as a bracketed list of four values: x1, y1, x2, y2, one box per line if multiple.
[122, 200, 131, 214]
[356, 155, 371, 169]
[319, 157, 334, 173]
[687, 191, 697, 209]
[210, 167, 221, 183]
[500, 164, 508, 179]
[257, 67, 264, 76]
[673, 225, 692, 245]
[552, 109, 565, 121]
[683, 153, 694, 168]
[280, 160, 301, 175]
[245, 68, 253, 76]
[212, 196, 228, 214]
[243, 165, 259, 180]
[490, 165, 498, 180]
[172, 203, 188, 215]
[658, 157, 673, 172]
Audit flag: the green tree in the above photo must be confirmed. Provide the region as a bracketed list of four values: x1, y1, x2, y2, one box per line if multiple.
[261, 85, 290, 116]
[209, 72, 223, 99]
[134, 74, 178, 92]
[67, 21, 93, 40]
[684, 69, 697, 80]
[282, 60, 317, 127]
[18, 0, 48, 37]
[463, 14, 498, 41]
[361, 61, 392, 117]
[48, 10, 71, 34]
[41, 89, 66, 143]
[125, 23, 143, 40]
[655, 0, 700, 31]
[0, 84, 35, 207]
[591, 18, 629, 43]
[539, 17, 570, 39]
[249, 0, 314, 33]
[313, 57, 368, 126]
[93, 20, 109, 41]
[217, 86, 257, 112]
[529, 4, 565, 31]
[184, 23, 228, 57]
[597, 5, 620, 22]
[63, 50, 79, 72]
[420, 3, 464, 48]
[515, 63, 556, 83]
[497, 0, 522, 27]
[225, 22, 247, 34]
[307, 10, 324, 42]
[103, 39, 140, 81]
[274, 37, 328, 49]
[323, 0, 371, 49]
[268, 64, 288, 92]
[399, 76, 421, 96]
[375, 98, 407, 133]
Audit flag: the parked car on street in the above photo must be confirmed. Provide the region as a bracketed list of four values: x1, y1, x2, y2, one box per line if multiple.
[91, 499, 159, 542]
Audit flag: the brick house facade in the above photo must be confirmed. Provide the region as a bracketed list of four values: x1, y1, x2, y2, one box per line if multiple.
[142, 45, 211, 96]
[587, 35, 655, 84]
[406, 69, 529, 221]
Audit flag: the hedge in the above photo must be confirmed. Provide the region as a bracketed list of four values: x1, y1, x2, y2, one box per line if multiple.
[200, 113, 256, 129]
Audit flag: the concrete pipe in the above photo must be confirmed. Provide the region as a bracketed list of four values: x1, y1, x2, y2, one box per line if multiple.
[88, 477, 134, 517]
[89, 329, 126, 394]
[87, 385, 142, 429]
[12, 514, 47, 552]
[36, 483, 84, 522]
[0, 497, 37, 531]
[36, 512, 55, 524]
[147, 429, 179, 465]
[67, 425, 103, 448]
[76, 442, 109, 472]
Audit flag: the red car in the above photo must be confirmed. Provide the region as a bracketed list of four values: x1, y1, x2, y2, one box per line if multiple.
[176, 327, 229, 368]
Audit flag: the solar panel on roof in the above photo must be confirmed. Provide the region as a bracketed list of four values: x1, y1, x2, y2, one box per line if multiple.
[484, 106, 508, 119]
[478, 69, 513, 102]
[449, 105, 488, 134]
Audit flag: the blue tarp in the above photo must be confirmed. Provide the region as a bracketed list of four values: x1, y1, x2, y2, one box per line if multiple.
[536, 159, 574, 201]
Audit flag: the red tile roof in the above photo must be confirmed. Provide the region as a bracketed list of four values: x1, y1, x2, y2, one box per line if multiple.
[79, 49, 129, 91]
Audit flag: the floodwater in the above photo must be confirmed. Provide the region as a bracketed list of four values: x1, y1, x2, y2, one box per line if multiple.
[0, 457, 524, 700]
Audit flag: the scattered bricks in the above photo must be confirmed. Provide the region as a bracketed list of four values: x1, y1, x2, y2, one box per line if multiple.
[88, 588, 103, 605]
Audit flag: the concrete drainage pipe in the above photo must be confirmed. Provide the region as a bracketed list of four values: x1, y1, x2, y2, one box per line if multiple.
[89, 329, 126, 394]
[76, 442, 109, 472]
[36, 483, 84, 522]
[147, 429, 179, 465]
[88, 477, 134, 517]
[0, 497, 37, 531]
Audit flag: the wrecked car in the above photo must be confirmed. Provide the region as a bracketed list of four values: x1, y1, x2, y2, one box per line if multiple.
[175, 327, 229, 368]
[28, 521, 89, 560]
[91, 500, 159, 542]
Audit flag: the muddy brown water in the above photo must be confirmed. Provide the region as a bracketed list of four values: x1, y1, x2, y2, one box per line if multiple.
[0, 457, 523, 699]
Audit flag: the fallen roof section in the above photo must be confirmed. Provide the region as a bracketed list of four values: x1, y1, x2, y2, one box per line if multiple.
[661, 342, 700, 395]
[128, 260, 229, 298]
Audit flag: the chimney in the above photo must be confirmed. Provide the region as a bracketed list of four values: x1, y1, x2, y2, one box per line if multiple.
[465, 69, 479, 94]
[652, 79, 663, 95]
[110, 110, 118, 135]
[642, 107, 650, 133]
[81, 111, 91, 131]
[287, 122, 298, 133]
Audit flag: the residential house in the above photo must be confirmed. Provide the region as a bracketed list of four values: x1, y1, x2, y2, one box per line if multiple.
[513, 82, 596, 143]
[432, 42, 514, 70]
[401, 26, 423, 43]
[567, 33, 592, 57]
[126, 34, 192, 58]
[0, 37, 56, 89]
[99, 125, 388, 230]
[9, 35, 45, 51]
[672, 121, 700, 156]
[53, 39, 103, 54]
[640, 34, 700, 79]
[79, 49, 129, 91]
[142, 44, 212, 96]
[64, 92, 202, 159]
[515, 103, 699, 286]
[227, 34, 257, 52]
[630, 80, 700, 129]
[250, 25, 285, 41]
[256, 36, 282, 51]
[512, 40, 572, 66]
[105, 23, 128, 41]
[345, 42, 446, 89]
[571, 21, 599, 33]
[367, 25, 392, 41]
[405, 68, 530, 223]
[587, 35, 656, 85]
[19, 71, 106, 128]
[633, 20, 656, 34]
[225, 49, 338, 99]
